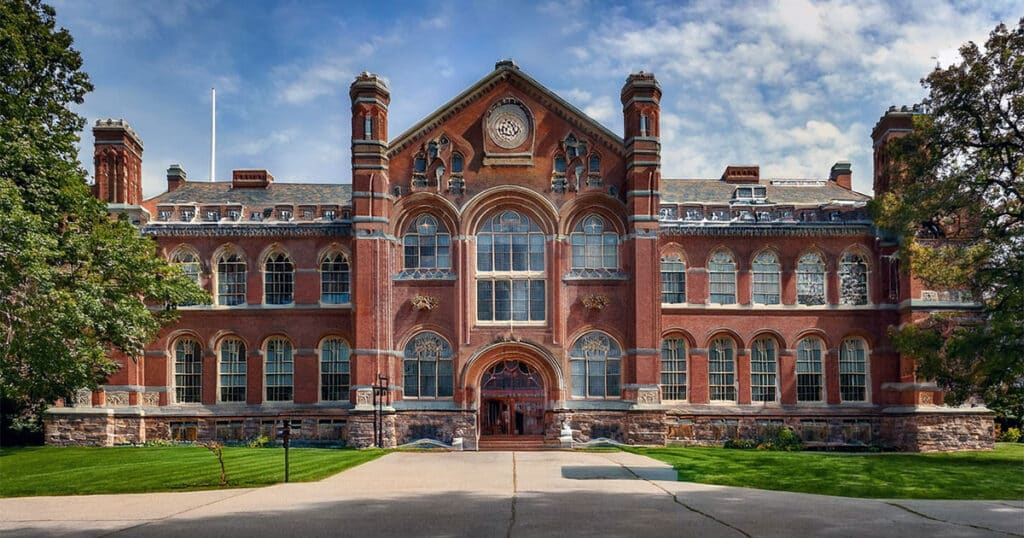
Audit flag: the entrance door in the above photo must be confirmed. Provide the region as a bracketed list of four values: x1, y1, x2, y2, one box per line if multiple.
[479, 361, 545, 436]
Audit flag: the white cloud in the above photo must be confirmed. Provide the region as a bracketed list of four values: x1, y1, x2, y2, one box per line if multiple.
[230, 129, 299, 157]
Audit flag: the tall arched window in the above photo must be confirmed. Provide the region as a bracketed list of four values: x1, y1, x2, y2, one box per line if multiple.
[476, 210, 545, 322]
[588, 154, 601, 174]
[797, 252, 826, 305]
[709, 337, 736, 401]
[661, 255, 686, 304]
[660, 337, 687, 400]
[216, 251, 246, 306]
[320, 338, 351, 401]
[570, 332, 622, 398]
[172, 248, 201, 284]
[404, 215, 451, 270]
[403, 332, 453, 398]
[796, 338, 824, 402]
[751, 251, 781, 305]
[839, 252, 869, 305]
[264, 252, 294, 305]
[709, 252, 736, 304]
[750, 338, 777, 402]
[840, 338, 869, 402]
[265, 338, 294, 402]
[452, 153, 464, 174]
[174, 338, 202, 403]
[218, 338, 246, 403]
[570, 215, 617, 270]
[320, 252, 350, 304]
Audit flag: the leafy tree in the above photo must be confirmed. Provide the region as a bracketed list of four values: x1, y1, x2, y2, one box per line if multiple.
[871, 19, 1024, 426]
[0, 0, 208, 441]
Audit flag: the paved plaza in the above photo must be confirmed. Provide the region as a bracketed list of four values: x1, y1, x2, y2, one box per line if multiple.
[1, 450, 1021, 537]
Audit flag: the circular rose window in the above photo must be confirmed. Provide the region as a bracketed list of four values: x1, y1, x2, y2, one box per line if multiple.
[487, 103, 530, 149]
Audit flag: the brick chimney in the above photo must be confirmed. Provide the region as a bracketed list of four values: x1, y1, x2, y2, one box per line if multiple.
[722, 165, 759, 183]
[830, 161, 852, 190]
[232, 169, 274, 189]
[166, 164, 186, 192]
[92, 118, 144, 205]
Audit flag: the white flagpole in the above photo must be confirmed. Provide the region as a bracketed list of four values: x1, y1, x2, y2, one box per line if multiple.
[210, 87, 216, 182]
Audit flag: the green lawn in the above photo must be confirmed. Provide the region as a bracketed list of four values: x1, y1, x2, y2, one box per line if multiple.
[627, 443, 1024, 500]
[0, 446, 385, 497]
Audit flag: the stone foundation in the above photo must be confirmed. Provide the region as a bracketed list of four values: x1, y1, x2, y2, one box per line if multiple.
[881, 408, 994, 452]
[664, 414, 883, 448]
[45, 408, 146, 447]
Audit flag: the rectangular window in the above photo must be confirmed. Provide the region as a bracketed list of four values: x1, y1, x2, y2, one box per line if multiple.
[660, 258, 686, 304]
[752, 265, 780, 304]
[709, 341, 736, 401]
[709, 268, 736, 304]
[320, 341, 350, 401]
[219, 340, 246, 402]
[797, 344, 824, 402]
[215, 420, 244, 441]
[839, 340, 868, 401]
[660, 338, 687, 400]
[170, 421, 198, 441]
[750, 341, 777, 402]
[265, 340, 294, 402]
[477, 280, 545, 322]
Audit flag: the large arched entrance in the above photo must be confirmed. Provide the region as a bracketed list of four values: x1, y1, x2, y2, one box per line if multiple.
[479, 360, 545, 436]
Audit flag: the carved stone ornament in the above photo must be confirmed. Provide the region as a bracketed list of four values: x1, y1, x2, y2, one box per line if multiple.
[582, 294, 610, 310]
[487, 102, 530, 149]
[636, 388, 660, 405]
[141, 392, 160, 406]
[74, 388, 93, 407]
[355, 388, 373, 406]
[411, 294, 440, 311]
[106, 391, 129, 407]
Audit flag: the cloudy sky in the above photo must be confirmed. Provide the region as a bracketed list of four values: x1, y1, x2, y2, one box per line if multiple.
[52, 0, 1020, 197]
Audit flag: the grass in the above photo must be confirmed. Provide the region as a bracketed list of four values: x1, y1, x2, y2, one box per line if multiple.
[626, 442, 1024, 500]
[0, 445, 385, 497]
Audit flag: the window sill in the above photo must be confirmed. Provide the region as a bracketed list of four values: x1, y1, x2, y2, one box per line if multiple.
[393, 269, 457, 281]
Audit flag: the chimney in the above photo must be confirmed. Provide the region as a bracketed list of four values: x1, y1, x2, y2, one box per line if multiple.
[232, 169, 274, 189]
[92, 118, 144, 205]
[871, 105, 920, 195]
[166, 164, 187, 192]
[830, 161, 852, 190]
[722, 165, 760, 183]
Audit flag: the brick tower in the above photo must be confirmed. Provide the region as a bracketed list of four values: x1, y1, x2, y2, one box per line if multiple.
[92, 118, 146, 223]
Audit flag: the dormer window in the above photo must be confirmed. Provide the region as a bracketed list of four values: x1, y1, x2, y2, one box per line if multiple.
[158, 209, 171, 221]
[302, 209, 314, 220]
[279, 209, 292, 221]
[323, 209, 336, 221]
[250, 212, 262, 221]
[205, 210, 220, 222]
[684, 208, 703, 221]
[733, 186, 767, 202]
[228, 210, 240, 221]
[180, 208, 195, 221]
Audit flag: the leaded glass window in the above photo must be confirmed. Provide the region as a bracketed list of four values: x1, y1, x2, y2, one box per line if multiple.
[476, 211, 545, 322]
[219, 338, 246, 403]
[751, 251, 781, 304]
[570, 332, 622, 398]
[217, 252, 246, 306]
[175, 338, 202, 403]
[452, 153, 464, 173]
[709, 252, 736, 304]
[797, 252, 826, 305]
[320, 338, 351, 401]
[320, 253, 350, 304]
[709, 338, 736, 401]
[570, 215, 617, 270]
[404, 215, 451, 270]
[750, 338, 777, 402]
[403, 332, 453, 398]
[661, 255, 686, 304]
[589, 154, 600, 174]
[172, 248, 201, 306]
[839, 253, 869, 305]
[660, 337, 687, 400]
[265, 338, 293, 401]
[840, 338, 868, 402]
[797, 338, 824, 402]
[264, 252, 294, 305]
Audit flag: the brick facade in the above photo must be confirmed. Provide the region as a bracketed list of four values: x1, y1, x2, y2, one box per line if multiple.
[45, 63, 992, 452]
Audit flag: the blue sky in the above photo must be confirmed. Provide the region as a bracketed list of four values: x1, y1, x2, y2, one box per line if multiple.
[52, 0, 1021, 197]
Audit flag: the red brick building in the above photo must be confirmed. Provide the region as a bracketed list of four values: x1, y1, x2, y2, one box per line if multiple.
[46, 62, 992, 451]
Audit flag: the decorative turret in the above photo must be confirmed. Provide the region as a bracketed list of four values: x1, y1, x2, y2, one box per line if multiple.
[620, 72, 662, 204]
[92, 118, 144, 206]
[871, 104, 924, 195]
[349, 72, 391, 228]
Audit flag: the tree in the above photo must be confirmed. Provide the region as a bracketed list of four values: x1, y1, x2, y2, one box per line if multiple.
[0, 0, 208, 441]
[871, 19, 1024, 426]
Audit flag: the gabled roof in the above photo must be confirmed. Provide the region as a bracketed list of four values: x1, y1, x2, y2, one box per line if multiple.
[388, 61, 626, 158]
[147, 181, 352, 206]
[661, 178, 871, 206]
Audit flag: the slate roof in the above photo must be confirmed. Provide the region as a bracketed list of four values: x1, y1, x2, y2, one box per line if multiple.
[660, 178, 871, 206]
[148, 181, 352, 206]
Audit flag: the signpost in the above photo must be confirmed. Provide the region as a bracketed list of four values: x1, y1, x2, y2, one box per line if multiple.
[372, 374, 389, 448]
[278, 422, 293, 482]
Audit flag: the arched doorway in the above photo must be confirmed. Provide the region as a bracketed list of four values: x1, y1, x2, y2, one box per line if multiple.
[479, 360, 545, 436]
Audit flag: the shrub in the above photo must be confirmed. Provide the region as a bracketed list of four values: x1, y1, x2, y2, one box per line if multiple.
[247, 435, 270, 448]
[998, 427, 1022, 443]
[723, 438, 757, 449]
[756, 427, 803, 451]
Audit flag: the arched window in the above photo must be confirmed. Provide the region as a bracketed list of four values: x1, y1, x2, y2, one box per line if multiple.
[216, 251, 246, 306]
[452, 153, 464, 173]
[660, 337, 687, 400]
[661, 255, 686, 304]
[403, 332, 453, 398]
[588, 154, 601, 174]
[218, 338, 246, 403]
[709, 338, 736, 401]
[570, 332, 622, 398]
[476, 210, 545, 322]
[797, 252, 826, 305]
[752, 251, 781, 304]
[554, 155, 567, 174]
[570, 215, 618, 270]
[174, 338, 202, 403]
[796, 338, 824, 402]
[265, 338, 294, 402]
[414, 154, 427, 173]
[172, 248, 201, 284]
[709, 251, 736, 304]
[320, 252, 350, 304]
[320, 338, 351, 401]
[839, 252, 869, 305]
[840, 338, 869, 402]
[404, 215, 451, 270]
[264, 252, 294, 305]
[750, 338, 777, 402]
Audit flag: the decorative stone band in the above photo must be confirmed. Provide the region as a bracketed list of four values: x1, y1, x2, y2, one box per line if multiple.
[660, 224, 874, 237]
[144, 223, 351, 238]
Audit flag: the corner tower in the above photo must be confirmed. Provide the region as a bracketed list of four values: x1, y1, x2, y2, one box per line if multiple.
[92, 119, 146, 222]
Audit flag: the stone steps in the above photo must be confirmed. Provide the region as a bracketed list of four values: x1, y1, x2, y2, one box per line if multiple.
[477, 435, 549, 451]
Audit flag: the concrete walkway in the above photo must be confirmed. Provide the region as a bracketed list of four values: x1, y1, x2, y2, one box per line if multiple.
[2, 450, 1021, 537]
